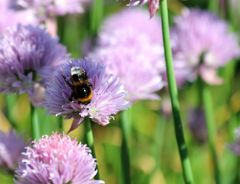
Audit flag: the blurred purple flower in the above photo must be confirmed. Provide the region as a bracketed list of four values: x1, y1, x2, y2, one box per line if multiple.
[0, 0, 36, 33]
[45, 58, 129, 131]
[0, 130, 25, 170]
[91, 9, 165, 102]
[171, 9, 240, 85]
[14, 0, 91, 20]
[229, 128, 240, 155]
[188, 108, 208, 144]
[15, 133, 104, 184]
[128, 0, 159, 17]
[0, 24, 68, 105]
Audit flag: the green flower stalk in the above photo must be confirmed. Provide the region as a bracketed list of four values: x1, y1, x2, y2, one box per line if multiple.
[120, 111, 131, 184]
[5, 95, 17, 129]
[84, 119, 100, 179]
[90, 0, 104, 36]
[31, 105, 41, 140]
[159, 0, 194, 183]
[209, 0, 219, 14]
[200, 80, 221, 184]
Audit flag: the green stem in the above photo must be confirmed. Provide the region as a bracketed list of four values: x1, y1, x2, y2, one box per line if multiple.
[85, 119, 99, 179]
[57, 116, 63, 131]
[159, 1, 194, 183]
[90, 0, 104, 36]
[120, 111, 131, 184]
[5, 94, 17, 129]
[233, 158, 240, 183]
[200, 80, 221, 184]
[208, 0, 219, 14]
[57, 16, 66, 44]
[222, 0, 230, 20]
[30, 104, 41, 140]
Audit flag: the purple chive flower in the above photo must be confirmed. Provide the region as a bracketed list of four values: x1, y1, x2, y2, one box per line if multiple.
[45, 58, 129, 131]
[128, 0, 159, 17]
[171, 9, 240, 85]
[0, 24, 68, 105]
[0, 0, 36, 33]
[0, 130, 25, 170]
[229, 128, 240, 155]
[91, 9, 165, 102]
[187, 108, 207, 144]
[14, 0, 91, 20]
[15, 133, 104, 184]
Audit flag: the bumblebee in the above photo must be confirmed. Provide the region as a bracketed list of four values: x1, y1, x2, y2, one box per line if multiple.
[67, 67, 93, 104]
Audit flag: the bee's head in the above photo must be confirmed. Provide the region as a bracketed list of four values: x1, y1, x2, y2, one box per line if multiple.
[71, 67, 88, 82]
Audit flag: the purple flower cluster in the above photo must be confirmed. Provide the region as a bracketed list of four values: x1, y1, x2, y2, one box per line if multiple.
[0, 24, 68, 105]
[45, 58, 129, 130]
[0, 0, 36, 32]
[92, 8, 165, 102]
[0, 131, 25, 170]
[14, 0, 91, 20]
[171, 9, 240, 85]
[15, 133, 104, 184]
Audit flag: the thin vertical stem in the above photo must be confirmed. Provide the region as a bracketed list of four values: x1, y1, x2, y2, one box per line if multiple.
[57, 116, 63, 131]
[120, 111, 131, 184]
[57, 16, 66, 44]
[90, 0, 104, 36]
[233, 158, 240, 183]
[200, 80, 221, 184]
[85, 119, 99, 179]
[159, 0, 194, 183]
[5, 94, 17, 129]
[222, 0, 230, 19]
[30, 104, 41, 140]
[208, 0, 219, 14]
